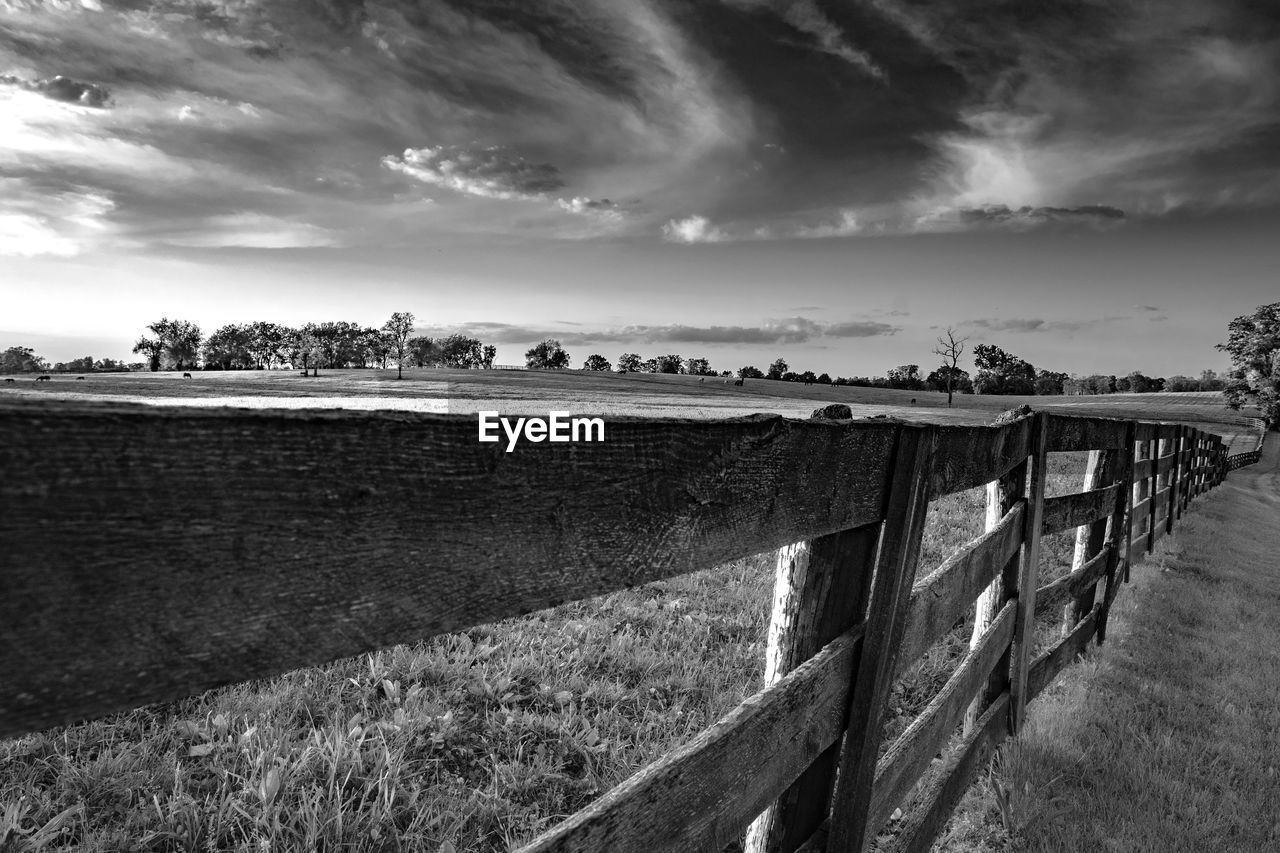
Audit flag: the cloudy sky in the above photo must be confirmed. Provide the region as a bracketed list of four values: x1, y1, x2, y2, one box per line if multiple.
[3, 0, 1278, 377]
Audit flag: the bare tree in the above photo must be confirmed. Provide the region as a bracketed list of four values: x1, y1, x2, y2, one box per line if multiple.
[932, 327, 969, 408]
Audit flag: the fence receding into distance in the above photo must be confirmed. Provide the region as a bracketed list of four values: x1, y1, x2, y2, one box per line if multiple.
[0, 399, 1266, 852]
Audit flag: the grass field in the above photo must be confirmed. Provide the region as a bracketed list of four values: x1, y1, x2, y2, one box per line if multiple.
[0, 370, 1263, 851]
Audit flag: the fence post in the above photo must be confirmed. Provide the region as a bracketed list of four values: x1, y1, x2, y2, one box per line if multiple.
[964, 453, 1027, 735]
[745, 408, 889, 853]
[1129, 427, 1151, 582]
[1167, 424, 1183, 532]
[1097, 420, 1136, 645]
[744, 524, 882, 853]
[1007, 412, 1049, 735]
[1061, 448, 1117, 637]
[824, 425, 936, 853]
[1147, 425, 1165, 553]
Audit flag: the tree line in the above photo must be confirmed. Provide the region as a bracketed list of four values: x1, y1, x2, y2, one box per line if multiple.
[3, 302, 1275, 427]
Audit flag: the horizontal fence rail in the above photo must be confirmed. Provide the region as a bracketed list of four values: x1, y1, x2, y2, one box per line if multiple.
[0, 398, 1262, 853]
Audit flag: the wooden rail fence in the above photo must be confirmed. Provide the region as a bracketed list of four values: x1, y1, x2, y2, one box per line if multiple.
[0, 399, 1260, 852]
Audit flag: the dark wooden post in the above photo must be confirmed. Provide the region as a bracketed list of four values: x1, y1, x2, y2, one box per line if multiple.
[1007, 412, 1049, 734]
[1097, 420, 1135, 645]
[1147, 425, 1165, 554]
[823, 425, 937, 853]
[1167, 425, 1183, 531]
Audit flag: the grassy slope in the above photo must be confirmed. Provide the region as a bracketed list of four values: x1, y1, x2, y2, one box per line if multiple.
[938, 438, 1280, 852]
[0, 374, 1265, 851]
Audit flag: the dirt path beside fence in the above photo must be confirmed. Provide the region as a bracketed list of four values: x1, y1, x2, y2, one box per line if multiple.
[941, 436, 1280, 852]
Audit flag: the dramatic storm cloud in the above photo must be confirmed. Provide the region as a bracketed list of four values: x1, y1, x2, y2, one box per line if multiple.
[3, 0, 1278, 376]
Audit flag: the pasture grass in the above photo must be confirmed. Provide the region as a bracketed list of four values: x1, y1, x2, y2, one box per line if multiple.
[0, 453, 1094, 852]
[933, 450, 1280, 852]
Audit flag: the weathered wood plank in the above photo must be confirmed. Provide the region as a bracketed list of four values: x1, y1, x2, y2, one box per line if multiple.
[826, 426, 937, 853]
[880, 693, 1012, 853]
[869, 602, 1016, 836]
[1155, 452, 1177, 476]
[1008, 413, 1049, 734]
[896, 503, 1024, 679]
[930, 419, 1032, 497]
[1040, 483, 1122, 536]
[1026, 607, 1099, 702]
[1063, 449, 1118, 636]
[0, 401, 898, 738]
[1035, 544, 1109, 610]
[1043, 414, 1128, 452]
[1134, 422, 1157, 442]
[516, 626, 864, 853]
[1131, 496, 1151, 521]
[1132, 457, 1153, 481]
[1153, 486, 1171, 517]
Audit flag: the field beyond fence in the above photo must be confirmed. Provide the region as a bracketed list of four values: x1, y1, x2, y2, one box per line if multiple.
[0, 398, 1267, 852]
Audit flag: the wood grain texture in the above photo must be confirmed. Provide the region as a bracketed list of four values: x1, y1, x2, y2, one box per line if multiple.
[1064, 450, 1118, 635]
[1043, 415, 1128, 452]
[1154, 451, 1177, 477]
[1040, 483, 1121, 536]
[516, 627, 865, 853]
[869, 602, 1016, 836]
[826, 426, 937, 853]
[896, 503, 1023, 680]
[1096, 420, 1135, 643]
[746, 523, 882, 853]
[929, 419, 1031, 497]
[1134, 422, 1158, 442]
[1131, 457, 1154, 481]
[0, 400, 898, 737]
[1026, 607, 1099, 702]
[1035, 545, 1109, 611]
[1008, 413, 1049, 734]
[881, 693, 1012, 853]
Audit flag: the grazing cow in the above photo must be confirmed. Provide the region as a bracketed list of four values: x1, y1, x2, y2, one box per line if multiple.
[35, 375, 50, 382]
[910, 398, 916, 404]
[3, 377, 14, 383]
[699, 377, 704, 383]
[182, 372, 192, 379]
[76, 376, 85, 380]
[804, 379, 813, 387]
[733, 378, 744, 387]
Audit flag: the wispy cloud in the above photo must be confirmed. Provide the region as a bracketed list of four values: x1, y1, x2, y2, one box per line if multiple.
[382, 146, 564, 201]
[662, 215, 728, 243]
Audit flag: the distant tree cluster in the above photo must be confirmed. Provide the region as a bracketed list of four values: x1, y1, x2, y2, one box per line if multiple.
[579, 351, 719, 375]
[2, 346, 135, 374]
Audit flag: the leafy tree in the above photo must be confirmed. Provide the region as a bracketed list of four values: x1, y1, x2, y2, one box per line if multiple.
[1198, 369, 1226, 391]
[932, 327, 969, 407]
[766, 358, 788, 380]
[583, 354, 612, 371]
[653, 354, 683, 374]
[1217, 301, 1280, 426]
[164, 319, 202, 370]
[816, 372, 831, 384]
[439, 334, 484, 368]
[203, 324, 254, 370]
[525, 338, 570, 369]
[244, 322, 288, 369]
[381, 311, 415, 379]
[1034, 370, 1068, 396]
[926, 365, 972, 394]
[887, 364, 923, 390]
[1, 346, 47, 374]
[407, 336, 438, 368]
[641, 358, 658, 373]
[973, 344, 1035, 395]
[738, 365, 764, 379]
[482, 344, 497, 369]
[684, 356, 714, 376]
[617, 353, 643, 372]
[132, 334, 164, 372]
